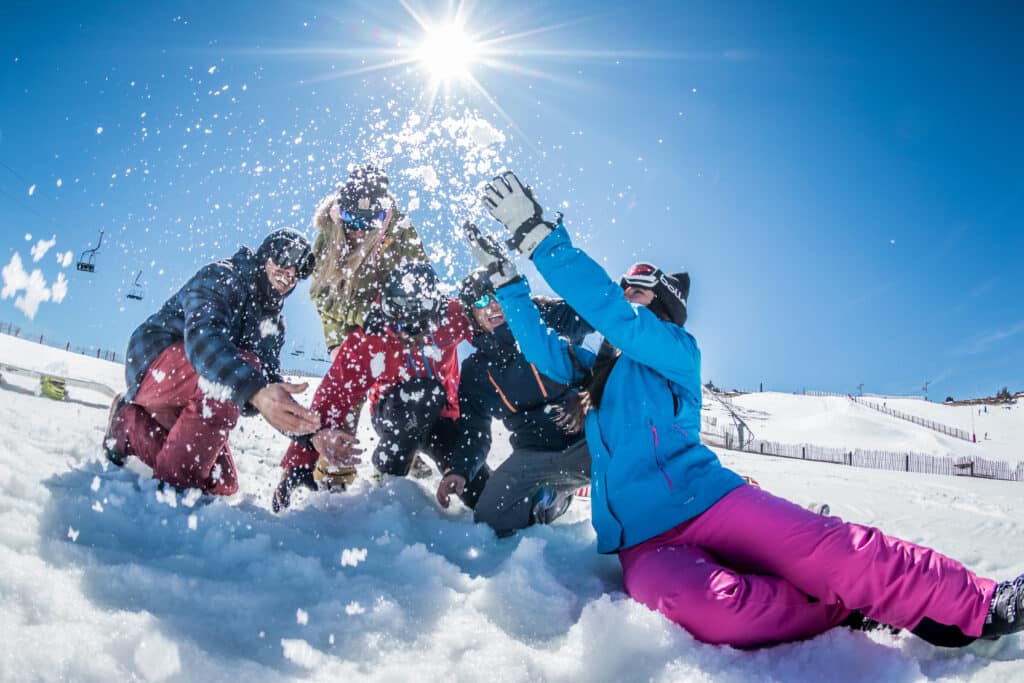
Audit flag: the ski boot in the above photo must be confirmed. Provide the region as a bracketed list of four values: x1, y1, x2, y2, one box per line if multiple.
[273, 466, 318, 513]
[103, 393, 128, 467]
[982, 575, 1024, 639]
[529, 486, 573, 525]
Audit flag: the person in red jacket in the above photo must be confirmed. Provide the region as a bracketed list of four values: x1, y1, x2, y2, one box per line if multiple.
[273, 262, 491, 512]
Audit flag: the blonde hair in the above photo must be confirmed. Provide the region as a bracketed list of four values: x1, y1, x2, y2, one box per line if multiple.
[308, 192, 394, 309]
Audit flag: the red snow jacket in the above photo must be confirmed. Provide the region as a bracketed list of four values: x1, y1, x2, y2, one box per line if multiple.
[282, 298, 471, 469]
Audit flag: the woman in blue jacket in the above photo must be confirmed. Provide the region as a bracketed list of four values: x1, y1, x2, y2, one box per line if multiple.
[468, 170, 1024, 649]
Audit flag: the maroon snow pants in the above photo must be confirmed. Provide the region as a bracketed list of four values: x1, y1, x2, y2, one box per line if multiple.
[115, 342, 257, 495]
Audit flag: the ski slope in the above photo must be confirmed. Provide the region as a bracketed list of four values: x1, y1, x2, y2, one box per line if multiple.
[1, 332, 1023, 682]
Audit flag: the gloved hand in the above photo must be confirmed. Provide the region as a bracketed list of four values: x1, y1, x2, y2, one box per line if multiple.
[462, 221, 520, 288]
[272, 466, 317, 513]
[481, 171, 555, 258]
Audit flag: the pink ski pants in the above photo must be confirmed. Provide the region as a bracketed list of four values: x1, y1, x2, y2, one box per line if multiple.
[117, 342, 258, 495]
[619, 484, 995, 648]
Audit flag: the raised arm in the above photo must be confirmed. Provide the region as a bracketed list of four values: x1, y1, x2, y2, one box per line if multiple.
[481, 172, 701, 391]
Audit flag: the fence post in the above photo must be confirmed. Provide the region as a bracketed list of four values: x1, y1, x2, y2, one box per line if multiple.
[801, 446, 806, 460]
[847, 451, 853, 466]
[96, 348, 100, 358]
[39, 334, 44, 343]
[905, 454, 910, 472]
[65, 341, 70, 351]
[760, 443, 764, 454]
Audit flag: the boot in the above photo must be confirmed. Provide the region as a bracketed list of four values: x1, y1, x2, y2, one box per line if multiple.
[272, 466, 317, 513]
[529, 486, 573, 525]
[103, 393, 128, 466]
[982, 575, 1024, 639]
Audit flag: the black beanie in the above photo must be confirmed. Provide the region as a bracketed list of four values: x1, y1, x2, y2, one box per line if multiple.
[621, 262, 689, 326]
[337, 164, 389, 214]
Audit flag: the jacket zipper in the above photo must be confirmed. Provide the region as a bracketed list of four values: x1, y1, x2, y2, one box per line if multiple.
[650, 419, 674, 489]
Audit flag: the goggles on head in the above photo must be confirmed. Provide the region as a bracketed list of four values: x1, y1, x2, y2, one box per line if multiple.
[620, 261, 661, 290]
[472, 293, 494, 309]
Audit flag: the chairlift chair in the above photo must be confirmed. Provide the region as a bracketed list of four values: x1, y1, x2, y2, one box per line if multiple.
[126, 270, 144, 301]
[76, 230, 105, 272]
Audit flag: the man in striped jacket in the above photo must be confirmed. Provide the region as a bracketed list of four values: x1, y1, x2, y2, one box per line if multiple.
[105, 228, 344, 495]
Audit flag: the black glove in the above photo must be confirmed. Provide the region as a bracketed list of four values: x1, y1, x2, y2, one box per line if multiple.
[481, 171, 555, 258]
[272, 466, 317, 513]
[462, 221, 520, 288]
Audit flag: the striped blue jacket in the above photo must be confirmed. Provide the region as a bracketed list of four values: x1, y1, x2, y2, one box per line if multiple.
[124, 246, 287, 412]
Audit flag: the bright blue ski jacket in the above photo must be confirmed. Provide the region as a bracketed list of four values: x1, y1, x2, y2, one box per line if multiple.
[495, 226, 744, 553]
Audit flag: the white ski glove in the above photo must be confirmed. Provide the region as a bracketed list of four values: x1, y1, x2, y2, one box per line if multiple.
[481, 171, 555, 258]
[462, 221, 520, 288]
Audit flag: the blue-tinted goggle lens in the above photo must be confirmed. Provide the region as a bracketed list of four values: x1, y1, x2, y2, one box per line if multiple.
[472, 294, 493, 309]
[341, 208, 387, 231]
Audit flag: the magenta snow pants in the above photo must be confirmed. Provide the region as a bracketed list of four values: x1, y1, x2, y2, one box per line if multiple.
[116, 342, 258, 495]
[619, 484, 995, 648]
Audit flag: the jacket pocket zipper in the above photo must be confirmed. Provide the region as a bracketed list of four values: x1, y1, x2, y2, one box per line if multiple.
[650, 419, 674, 489]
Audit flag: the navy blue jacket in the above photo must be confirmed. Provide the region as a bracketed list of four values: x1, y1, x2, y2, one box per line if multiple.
[454, 299, 595, 468]
[496, 227, 745, 554]
[124, 246, 287, 412]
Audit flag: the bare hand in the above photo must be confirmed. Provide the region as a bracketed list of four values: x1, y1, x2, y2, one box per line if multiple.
[250, 382, 321, 435]
[435, 473, 466, 509]
[311, 428, 363, 467]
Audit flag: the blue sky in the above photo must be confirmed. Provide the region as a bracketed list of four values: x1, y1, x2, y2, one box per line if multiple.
[1, 0, 1021, 399]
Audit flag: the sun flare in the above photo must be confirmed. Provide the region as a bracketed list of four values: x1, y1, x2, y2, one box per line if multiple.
[414, 22, 480, 82]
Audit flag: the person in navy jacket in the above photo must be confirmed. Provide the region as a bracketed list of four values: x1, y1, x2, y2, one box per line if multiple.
[449, 265, 596, 535]
[468, 170, 1024, 649]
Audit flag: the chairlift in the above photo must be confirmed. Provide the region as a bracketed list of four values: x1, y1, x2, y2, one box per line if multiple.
[126, 270, 144, 301]
[76, 230, 105, 272]
[290, 342, 306, 357]
[311, 355, 329, 364]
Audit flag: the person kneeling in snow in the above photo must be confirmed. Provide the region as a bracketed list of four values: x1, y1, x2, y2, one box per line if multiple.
[449, 258, 596, 536]
[273, 261, 491, 513]
[104, 229, 355, 496]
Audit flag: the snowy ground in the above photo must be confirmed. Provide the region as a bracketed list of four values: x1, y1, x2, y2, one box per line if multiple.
[1, 332, 1023, 682]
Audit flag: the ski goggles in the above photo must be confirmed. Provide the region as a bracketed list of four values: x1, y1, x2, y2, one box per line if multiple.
[472, 293, 494, 309]
[620, 261, 662, 289]
[340, 207, 387, 231]
[269, 242, 314, 277]
[391, 314, 436, 337]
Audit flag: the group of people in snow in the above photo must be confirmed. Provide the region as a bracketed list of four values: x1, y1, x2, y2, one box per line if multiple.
[103, 165, 1024, 650]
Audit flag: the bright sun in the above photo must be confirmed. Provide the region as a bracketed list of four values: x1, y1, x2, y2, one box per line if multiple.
[414, 22, 480, 82]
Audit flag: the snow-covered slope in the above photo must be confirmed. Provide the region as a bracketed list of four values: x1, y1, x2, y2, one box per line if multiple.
[719, 391, 1023, 466]
[1, 336, 1023, 682]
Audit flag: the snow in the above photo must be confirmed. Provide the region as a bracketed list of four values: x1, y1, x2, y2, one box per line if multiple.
[722, 391, 1023, 465]
[1, 332, 1023, 681]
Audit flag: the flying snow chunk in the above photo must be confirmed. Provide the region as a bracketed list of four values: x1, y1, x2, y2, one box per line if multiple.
[208, 65, 217, 74]
[133, 632, 181, 682]
[91, 476, 101, 492]
[67, 527, 79, 542]
[187, 514, 198, 531]
[28, 184, 36, 196]
[280, 639, 326, 669]
[345, 601, 365, 615]
[59, 251, 73, 267]
[56, 178, 63, 187]
[369, 353, 386, 378]
[151, 369, 167, 383]
[1, 253, 53, 319]
[341, 547, 368, 567]
[96, 126, 103, 134]
[259, 318, 281, 337]
[407, 196, 421, 211]
[296, 608, 309, 625]
[30, 236, 56, 262]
